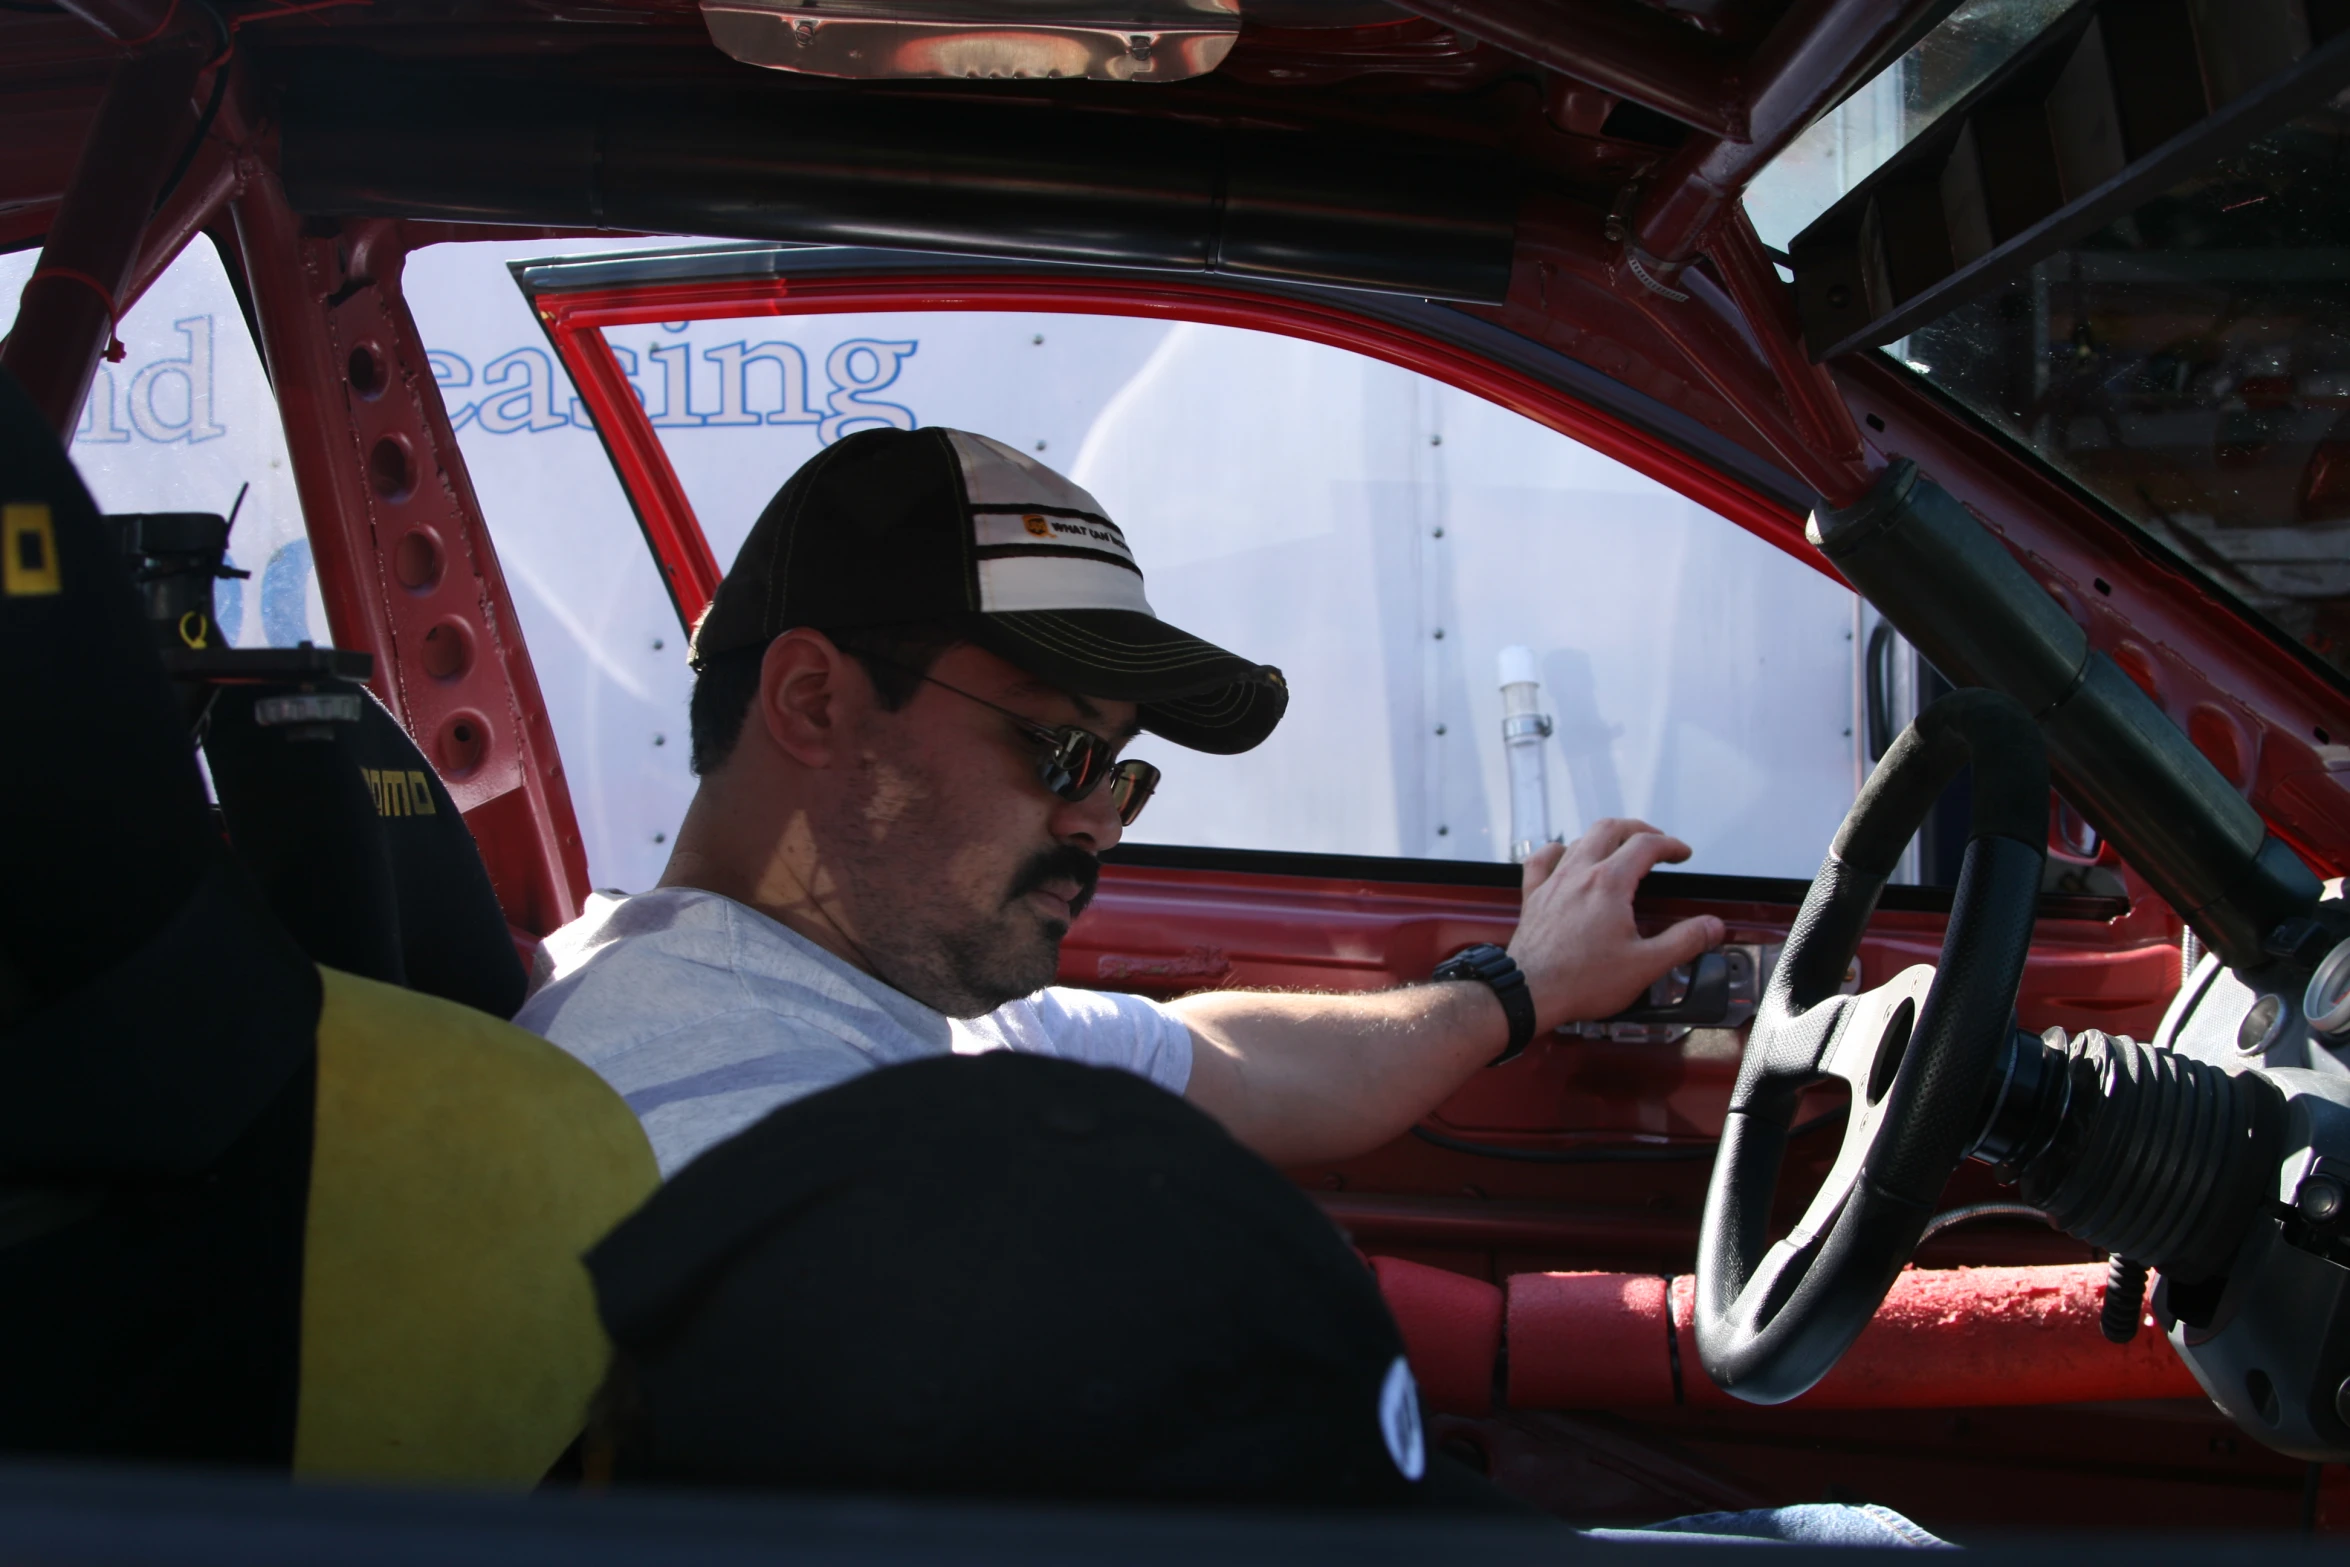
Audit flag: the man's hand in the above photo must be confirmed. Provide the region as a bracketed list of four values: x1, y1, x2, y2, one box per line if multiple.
[1507, 818, 1725, 1031]
[1177, 816, 1724, 1166]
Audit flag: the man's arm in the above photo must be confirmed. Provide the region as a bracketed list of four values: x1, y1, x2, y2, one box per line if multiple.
[1174, 819, 1722, 1167]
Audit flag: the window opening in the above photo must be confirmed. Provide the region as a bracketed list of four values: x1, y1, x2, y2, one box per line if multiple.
[0, 235, 324, 651]
[399, 242, 1914, 889]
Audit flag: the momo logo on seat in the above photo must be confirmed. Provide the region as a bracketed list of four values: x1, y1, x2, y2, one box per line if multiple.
[363, 768, 438, 818]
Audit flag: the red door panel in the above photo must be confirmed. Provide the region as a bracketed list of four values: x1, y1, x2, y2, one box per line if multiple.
[1065, 852, 2171, 1277]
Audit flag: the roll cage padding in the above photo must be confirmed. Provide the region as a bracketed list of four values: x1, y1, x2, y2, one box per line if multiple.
[1809, 458, 2317, 969]
[296, 967, 656, 1482]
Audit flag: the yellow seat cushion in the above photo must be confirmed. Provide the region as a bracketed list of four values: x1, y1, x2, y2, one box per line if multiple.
[294, 966, 658, 1484]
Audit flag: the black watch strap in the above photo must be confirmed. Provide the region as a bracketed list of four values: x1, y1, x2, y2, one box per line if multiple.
[1431, 943, 1538, 1066]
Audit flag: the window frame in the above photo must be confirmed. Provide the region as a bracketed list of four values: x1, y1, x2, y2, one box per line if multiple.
[516, 246, 1823, 638]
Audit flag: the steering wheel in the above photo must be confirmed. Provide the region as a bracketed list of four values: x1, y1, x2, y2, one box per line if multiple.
[1694, 688, 2049, 1404]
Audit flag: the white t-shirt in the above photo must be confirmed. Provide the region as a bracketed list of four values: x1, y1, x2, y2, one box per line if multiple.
[516, 887, 1195, 1176]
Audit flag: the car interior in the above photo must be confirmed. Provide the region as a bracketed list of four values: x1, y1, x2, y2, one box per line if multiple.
[8, 0, 2350, 1554]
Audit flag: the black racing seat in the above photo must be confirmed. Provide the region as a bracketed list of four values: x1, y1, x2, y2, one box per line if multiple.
[105, 511, 525, 1019]
[202, 679, 526, 1019]
[0, 365, 654, 1482]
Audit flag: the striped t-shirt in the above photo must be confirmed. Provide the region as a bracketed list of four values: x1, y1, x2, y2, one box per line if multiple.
[515, 887, 1194, 1177]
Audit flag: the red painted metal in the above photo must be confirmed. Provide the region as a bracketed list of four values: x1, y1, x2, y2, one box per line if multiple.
[1076, 855, 2156, 1272]
[231, 177, 590, 935]
[1836, 351, 2350, 877]
[232, 174, 401, 691]
[1329, 1191, 1713, 1261]
[1072, 861, 2178, 1051]
[533, 293, 726, 619]
[1501, 1263, 2202, 1410]
[122, 113, 246, 312]
[1512, 196, 1877, 507]
[0, 32, 206, 438]
[1386, 0, 1745, 140]
[1329, 1181, 2095, 1279]
[0, 36, 110, 255]
[1704, 207, 1861, 467]
[1375, 1256, 2203, 1419]
[1076, 859, 2152, 1278]
[538, 269, 1814, 630]
[0, 204, 58, 256]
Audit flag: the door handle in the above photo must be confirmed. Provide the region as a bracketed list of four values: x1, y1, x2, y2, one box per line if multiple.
[1559, 945, 1777, 1043]
[1609, 949, 1733, 1024]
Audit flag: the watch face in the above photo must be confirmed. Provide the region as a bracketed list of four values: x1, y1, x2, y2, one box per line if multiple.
[1437, 945, 1499, 980]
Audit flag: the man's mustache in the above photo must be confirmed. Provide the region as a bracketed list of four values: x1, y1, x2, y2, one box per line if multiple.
[1008, 846, 1101, 922]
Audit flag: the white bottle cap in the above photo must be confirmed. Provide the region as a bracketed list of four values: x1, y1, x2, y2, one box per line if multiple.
[1497, 644, 1538, 688]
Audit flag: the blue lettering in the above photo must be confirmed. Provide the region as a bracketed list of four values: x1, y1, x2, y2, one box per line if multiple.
[74, 365, 131, 445]
[427, 350, 475, 431]
[820, 339, 918, 444]
[647, 341, 704, 427]
[431, 339, 930, 441]
[704, 341, 816, 426]
[475, 348, 569, 434]
[128, 317, 225, 444]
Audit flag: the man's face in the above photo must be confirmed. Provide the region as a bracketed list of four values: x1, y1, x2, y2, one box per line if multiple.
[827, 643, 1141, 1018]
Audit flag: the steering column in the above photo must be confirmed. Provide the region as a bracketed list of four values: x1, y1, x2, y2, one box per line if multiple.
[1694, 687, 2350, 1459]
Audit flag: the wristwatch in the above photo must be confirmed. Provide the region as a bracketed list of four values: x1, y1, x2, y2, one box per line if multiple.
[1431, 943, 1538, 1066]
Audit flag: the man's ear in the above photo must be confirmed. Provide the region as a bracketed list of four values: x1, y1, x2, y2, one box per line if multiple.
[756, 628, 863, 769]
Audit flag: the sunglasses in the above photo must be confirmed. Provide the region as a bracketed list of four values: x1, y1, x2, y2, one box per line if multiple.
[917, 673, 1161, 827]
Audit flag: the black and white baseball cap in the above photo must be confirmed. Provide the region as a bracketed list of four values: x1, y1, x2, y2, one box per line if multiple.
[687, 427, 1288, 754]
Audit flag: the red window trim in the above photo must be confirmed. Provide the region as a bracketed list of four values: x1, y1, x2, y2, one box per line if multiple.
[532, 271, 1812, 633]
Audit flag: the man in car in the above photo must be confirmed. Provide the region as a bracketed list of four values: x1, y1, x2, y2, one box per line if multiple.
[518, 425, 1724, 1177]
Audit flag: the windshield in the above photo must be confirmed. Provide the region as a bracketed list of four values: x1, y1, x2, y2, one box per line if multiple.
[1745, 0, 2080, 254]
[1897, 104, 2350, 684]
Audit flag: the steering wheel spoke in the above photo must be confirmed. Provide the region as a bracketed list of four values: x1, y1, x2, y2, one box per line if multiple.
[1743, 994, 1852, 1086]
[1780, 965, 1937, 1253]
[1818, 966, 1933, 1095]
